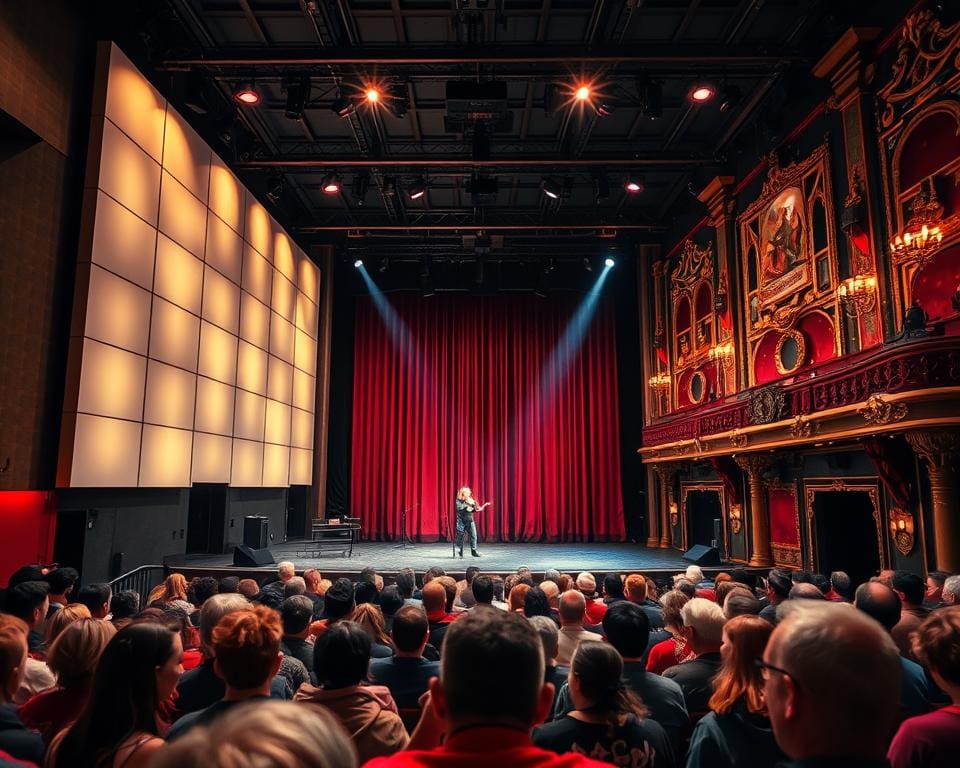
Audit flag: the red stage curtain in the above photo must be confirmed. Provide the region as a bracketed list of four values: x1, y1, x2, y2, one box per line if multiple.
[350, 294, 625, 542]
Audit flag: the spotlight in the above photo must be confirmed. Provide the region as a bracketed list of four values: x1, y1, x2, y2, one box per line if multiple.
[541, 177, 562, 199]
[688, 82, 716, 103]
[353, 259, 364, 269]
[365, 87, 380, 104]
[623, 177, 644, 194]
[636, 75, 663, 119]
[718, 84, 743, 113]
[233, 81, 261, 106]
[321, 173, 341, 194]
[283, 74, 311, 120]
[331, 92, 355, 118]
[604, 256, 615, 268]
[408, 177, 428, 200]
[575, 84, 591, 102]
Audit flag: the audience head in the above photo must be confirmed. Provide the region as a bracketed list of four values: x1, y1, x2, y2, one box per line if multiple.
[378, 585, 403, 617]
[792, 570, 814, 585]
[324, 578, 356, 621]
[359, 566, 377, 586]
[714, 572, 732, 586]
[528, 615, 559, 665]
[680, 597, 725, 653]
[892, 570, 925, 607]
[558, 590, 587, 625]
[199, 593, 250, 655]
[766, 570, 792, 603]
[602, 601, 651, 659]
[7, 565, 45, 589]
[436, 576, 458, 613]
[723, 588, 761, 620]
[710, 615, 772, 716]
[191, 577, 219, 608]
[603, 573, 625, 599]
[854, 581, 901, 632]
[217, 576, 240, 594]
[509, 583, 531, 613]
[212, 605, 283, 693]
[352, 603, 391, 648]
[45, 566, 79, 599]
[281, 595, 314, 637]
[0, 615, 28, 705]
[46, 602, 92, 644]
[421, 581, 446, 615]
[674, 578, 696, 599]
[6, 581, 49, 628]
[788, 583, 825, 601]
[660, 589, 690, 631]
[238, 579, 260, 600]
[568, 641, 646, 725]
[391, 605, 429, 654]
[544, 568, 561, 583]
[715, 580, 741, 608]
[395, 568, 416, 598]
[685, 565, 705, 584]
[829, 571, 852, 601]
[303, 569, 322, 594]
[576, 572, 598, 597]
[812, 573, 830, 595]
[942, 574, 960, 606]
[110, 590, 140, 621]
[911, 607, 960, 696]
[464, 566, 480, 585]
[314, 621, 371, 689]
[763, 601, 900, 761]
[471, 574, 493, 605]
[47, 618, 116, 689]
[353, 580, 378, 606]
[730, 568, 758, 592]
[151, 573, 188, 604]
[539, 580, 559, 608]
[277, 562, 296, 583]
[433, 608, 550, 729]
[524, 587, 552, 619]
[76, 583, 112, 619]
[284, 576, 307, 598]
[256, 582, 285, 611]
[624, 574, 647, 603]
[425, 566, 446, 583]
[149, 700, 358, 768]
[925, 571, 950, 604]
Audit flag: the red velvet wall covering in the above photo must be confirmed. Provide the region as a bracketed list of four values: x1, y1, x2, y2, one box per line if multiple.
[0, 492, 56, 585]
[768, 487, 800, 549]
[350, 294, 625, 542]
[912, 245, 960, 327]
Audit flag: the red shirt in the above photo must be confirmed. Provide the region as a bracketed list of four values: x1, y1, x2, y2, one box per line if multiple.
[645, 637, 695, 675]
[584, 599, 607, 626]
[888, 705, 960, 768]
[18, 686, 87, 744]
[426, 611, 457, 624]
[364, 725, 612, 768]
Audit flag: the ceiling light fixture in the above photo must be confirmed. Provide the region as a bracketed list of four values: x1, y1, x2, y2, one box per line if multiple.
[604, 256, 616, 268]
[597, 102, 615, 117]
[575, 84, 591, 102]
[353, 259, 364, 269]
[408, 177, 428, 200]
[688, 82, 716, 103]
[331, 92, 355, 118]
[365, 87, 380, 104]
[233, 81, 261, 106]
[321, 173, 341, 194]
[541, 177, 562, 199]
[623, 177, 644, 194]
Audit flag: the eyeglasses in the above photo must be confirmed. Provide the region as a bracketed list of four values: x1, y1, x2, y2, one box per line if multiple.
[754, 657, 793, 681]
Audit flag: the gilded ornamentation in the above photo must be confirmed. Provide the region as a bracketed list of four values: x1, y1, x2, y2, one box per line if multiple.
[748, 386, 788, 425]
[858, 394, 908, 425]
[789, 415, 816, 439]
[775, 329, 807, 375]
[730, 430, 748, 449]
[671, 240, 715, 294]
[888, 507, 915, 557]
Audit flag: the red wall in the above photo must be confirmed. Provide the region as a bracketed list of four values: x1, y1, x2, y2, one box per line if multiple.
[0, 492, 56, 586]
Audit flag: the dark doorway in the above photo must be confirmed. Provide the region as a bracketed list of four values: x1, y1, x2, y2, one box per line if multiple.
[686, 490, 722, 550]
[287, 486, 308, 540]
[812, 490, 881, 588]
[186, 485, 227, 555]
[53, 509, 87, 583]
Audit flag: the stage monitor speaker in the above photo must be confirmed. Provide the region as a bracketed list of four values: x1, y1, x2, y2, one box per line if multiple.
[232, 544, 275, 567]
[682, 544, 721, 566]
[243, 516, 269, 549]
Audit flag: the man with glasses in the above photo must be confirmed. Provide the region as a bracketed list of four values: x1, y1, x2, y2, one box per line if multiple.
[760, 601, 900, 768]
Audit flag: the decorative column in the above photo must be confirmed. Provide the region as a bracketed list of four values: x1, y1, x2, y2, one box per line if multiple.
[653, 464, 677, 549]
[645, 465, 660, 548]
[906, 430, 960, 572]
[735, 454, 773, 567]
[310, 245, 335, 520]
[650, 258, 670, 417]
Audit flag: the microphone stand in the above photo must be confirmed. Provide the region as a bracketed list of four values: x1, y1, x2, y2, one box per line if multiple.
[393, 503, 417, 549]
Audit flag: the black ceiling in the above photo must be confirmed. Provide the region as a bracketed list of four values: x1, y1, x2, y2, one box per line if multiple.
[106, 0, 908, 288]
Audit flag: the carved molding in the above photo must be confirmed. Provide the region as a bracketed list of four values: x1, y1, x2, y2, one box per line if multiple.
[671, 240, 715, 295]
[858, 394, 908, 425]
[734, 454, 773, 477]
[906, 429, 960, 468]
[789, 414, 817, 439]
[730, 429, 748, 449]
[749, 386, 788, 425]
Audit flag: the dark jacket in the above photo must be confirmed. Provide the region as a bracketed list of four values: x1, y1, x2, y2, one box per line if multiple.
[0, 704, 44, 766]
[687, 697, 785, 768]
[663, 652, 722, 716]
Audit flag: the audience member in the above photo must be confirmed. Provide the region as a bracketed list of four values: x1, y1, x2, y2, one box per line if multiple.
[602, 574, 626, 606]
[278, 561, 296, 583]
[147, 574, 190, 613]
[539, 580, 560, 613]
[365, 608, 610, 768]
[168, 605, 283, 740]
[534, 642, 675, 767]
[435, 577, 458, 615]
[296, 621, 408, 762]
[5, 582, 49, 655]
[0, 616, 44, 765]
[150, 699, 358, 768]
[238, 578, 260, 600]
[645, 591, 694, 675]
[687, 615, 784, 768]
[888, 607, 960, 768]
[45, 602, 91, 645]
[722, 589, 761, 620]
[490, 575, 508, 610]
[892, 571, 930, 659]
[6, 566, 45, 590]
[280, 595, 316, 675]
[454, 567, 480, 610]
[855, 582, 933, 721]
[673, 579, 696, 599]
[940, 574, 960, 608]
[353, 603, 394, 658]
[663, 598, 725, 716]
[109, 590, 140, 625]
[43, 567, 78, 618]
[302, 569, 325, 617]
[762, 601, 900, 767]
[509, 583, 532, 613]
[354, 580, 379, 606]
[714, 581, 740, 609]
[217, 576, 240, 594]
[556, 591, 602, 666]
[190, 577, 219, 613]
[310, 578, 356, 639]
[787, 583, 825, 601]
[396, 569, 420, 605]
[421, 582, 455, 649]
[370, 605, 439, 711]
[575, 572, 607, 625]
[759, 570, 791, 624]
[625, 573, 664, 629]
[825, 571, 852, 602]
[524, 587, 555, 622]
[470, 575, 494, 608]
[380, 585, 404, 633]
[923, 571, 950, 609]
[48, 621, 184, 768]
[19, 617, 115, 742]
[529, 615, 566, 713]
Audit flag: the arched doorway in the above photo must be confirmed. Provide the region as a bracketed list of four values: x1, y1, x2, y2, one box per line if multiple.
[682, 485, 725, 554]
[806, 484, 883, 588]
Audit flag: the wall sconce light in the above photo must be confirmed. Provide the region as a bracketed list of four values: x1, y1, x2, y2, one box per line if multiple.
[729, 503, 743, 534]
[648, 373, 671, 390]
[708, 341, 734, 361]
[837, 274, 878, 317]
[890, 179, 953, 267]
[669, 500, 679, 529]
[888, 507, 915, 556]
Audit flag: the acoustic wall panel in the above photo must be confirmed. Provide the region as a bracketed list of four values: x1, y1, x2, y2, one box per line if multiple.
[58, 43, 320, 489]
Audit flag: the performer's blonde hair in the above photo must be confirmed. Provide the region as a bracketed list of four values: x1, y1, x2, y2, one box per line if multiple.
[456, 486, 472, 501]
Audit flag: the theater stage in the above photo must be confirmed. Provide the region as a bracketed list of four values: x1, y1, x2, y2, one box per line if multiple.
[172, 540, 733, 582]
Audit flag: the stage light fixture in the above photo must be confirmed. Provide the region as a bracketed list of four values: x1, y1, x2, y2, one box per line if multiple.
[233, 81, 261, 105]
[604, 256, 616, 268]
[637, 75, 663, 119]
[331, 93, 355, 118]
[597, 102, 615, 117]
[624, 177, 644, 193]
[688, 82, 716, 103]
[541, 177, 562, 199]
[718, 84, 743, 113]
[353, 258, 364, 269]
[283, 74, 311, 120]
[365, 87, 380, 104]
[575, 84, 591, 102]
[408, 177, 428, 200]
[321, 173, 341, 194]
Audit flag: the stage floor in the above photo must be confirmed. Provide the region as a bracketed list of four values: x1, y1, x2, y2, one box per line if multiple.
[177, 540, 708, 579]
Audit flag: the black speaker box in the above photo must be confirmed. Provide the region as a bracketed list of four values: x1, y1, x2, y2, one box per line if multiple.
[232, 544, 275, 567]
[243, 516, 269, 549]
[682, 544, 721, 566]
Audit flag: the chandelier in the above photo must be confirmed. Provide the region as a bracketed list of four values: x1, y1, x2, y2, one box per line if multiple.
[837, 274, 878, 317]
[647, 373, 671, 390]
[889, 180, 953, 265]
[708, 341, 734, 361]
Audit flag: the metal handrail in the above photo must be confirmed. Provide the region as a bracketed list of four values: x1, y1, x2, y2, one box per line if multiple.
[109, 564, 165, 609]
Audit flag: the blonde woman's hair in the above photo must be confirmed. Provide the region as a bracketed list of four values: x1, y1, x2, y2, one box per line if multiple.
[456, 486, 471, 501]
[148, 699, 358, 768]
[45, 603, 92, 645]
[47, 618, 116, 688]
[147, 573, 189, 605]
[351, 603, 392, 648]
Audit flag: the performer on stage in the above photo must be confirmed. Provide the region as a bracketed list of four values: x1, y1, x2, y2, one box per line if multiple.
[455, 487, 491, 558]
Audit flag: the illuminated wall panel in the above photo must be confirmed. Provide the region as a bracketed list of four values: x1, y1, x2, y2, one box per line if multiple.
[97, 119, 161, 227]
[90, 190, 157, 289]
[263, 443, 290, 487]
[143, 361, 196, 430]
[59, 44, 319, 488]
[231, 439, 264, 487]
[195, 377, 235, 436]
[76, 339, 146, 422]
[139, 425, 193, 487]
[71, 414, 142, 487]
[192, 433, 232, 483]
[202, 266, 240, 335]
[205, 213, 243, 285]
[84, 265, 152, 355]
[149, 298, 200, 372]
